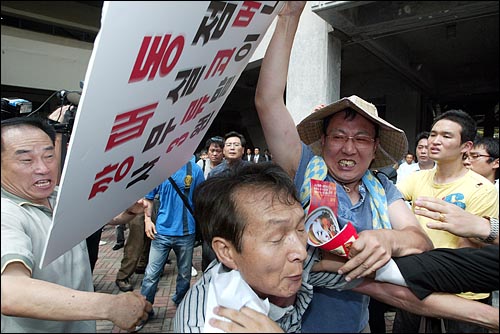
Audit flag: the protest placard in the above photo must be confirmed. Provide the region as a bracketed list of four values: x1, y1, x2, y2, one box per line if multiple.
[41, 1, 283, 267]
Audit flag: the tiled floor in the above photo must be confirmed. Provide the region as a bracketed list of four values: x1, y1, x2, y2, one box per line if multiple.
[94, 225, 201, 333]
[93, 225, 395, 333]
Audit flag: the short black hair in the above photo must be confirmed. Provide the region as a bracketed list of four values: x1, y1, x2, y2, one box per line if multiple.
[433, 110, 476, 144]
[323, 108, 380, 139]
[205, 136, 224, 150]
[474, 136, 499, 179]
[415, 131, 430, 143]
[224, 131, 246, 148]
[1, 117, 56, 152]
[193, 162, 299, 253]
[473, 136, 499, 160]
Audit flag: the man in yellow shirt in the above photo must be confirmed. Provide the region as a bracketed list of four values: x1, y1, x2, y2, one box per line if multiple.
[396, 109, 498, 332]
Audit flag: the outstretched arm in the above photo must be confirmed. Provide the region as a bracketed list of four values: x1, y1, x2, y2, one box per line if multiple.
[1, 262, 152, 332]
[254, 1, 306, 178]
[107, 197, 151, 225]
[317, 244, 498, 301]
[337, 199, 433, 281]
[354, 280, 499, 331]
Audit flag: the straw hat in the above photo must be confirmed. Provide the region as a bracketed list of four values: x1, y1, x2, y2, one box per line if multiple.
[296, 95, 408, 169]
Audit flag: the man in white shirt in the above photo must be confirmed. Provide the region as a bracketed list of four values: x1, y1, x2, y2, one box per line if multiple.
[197, 136, 224, 178]
[413, 131, 436, 172]
[396, 152, 418, 184]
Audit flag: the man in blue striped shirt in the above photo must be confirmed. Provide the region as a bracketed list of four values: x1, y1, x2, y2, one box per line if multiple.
[174, 163, 355, 333]
[174, 163, 499, 333]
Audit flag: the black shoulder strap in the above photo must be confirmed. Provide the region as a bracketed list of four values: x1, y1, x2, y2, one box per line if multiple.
[168, 163, 194, 217]
[372, 169, 383, 183]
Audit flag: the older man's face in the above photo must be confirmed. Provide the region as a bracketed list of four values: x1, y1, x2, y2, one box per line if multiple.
[321, 112, 378, 185]
[223, 136, 244, 162]
[1, 125, 58, 206]
[230, 189, 307, 302]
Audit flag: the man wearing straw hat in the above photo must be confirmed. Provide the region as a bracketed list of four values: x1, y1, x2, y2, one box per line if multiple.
[254, 2, 433, 332]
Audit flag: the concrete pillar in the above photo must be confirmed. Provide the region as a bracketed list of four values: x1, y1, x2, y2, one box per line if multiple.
[287, 2, 342, 125]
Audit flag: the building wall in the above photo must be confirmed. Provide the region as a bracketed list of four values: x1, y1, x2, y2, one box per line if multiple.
[1, 2, 455, 152]
[342, 68, 422, 151]
[285, 2, 422, 151]
[287, 2, 339, 124]
[1, 26, 92, 92]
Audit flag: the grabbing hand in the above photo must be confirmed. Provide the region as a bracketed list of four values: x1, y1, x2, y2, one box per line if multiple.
[338, 229, 392, 281]
[208, 306, 284, 333]
[108, 291, 152, 332]
[415, 196, 491, 239]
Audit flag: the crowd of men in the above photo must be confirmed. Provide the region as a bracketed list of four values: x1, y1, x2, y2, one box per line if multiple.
[1, 2, 498, 334]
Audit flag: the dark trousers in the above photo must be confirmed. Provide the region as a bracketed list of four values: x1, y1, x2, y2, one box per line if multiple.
[116, 224, 126, 244]
[86, 228, 103, 273]
[368, 298, 391, 333]
[116, 214, 151, 280]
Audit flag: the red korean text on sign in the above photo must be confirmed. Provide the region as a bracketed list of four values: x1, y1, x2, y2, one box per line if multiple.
[190, 111, 216, 138]
[205, 48, 235, 79]
[88, 156, 134, 200]
[232, 1, 261, 27]
[105, 103, 157, 152]
[129, 34, 184, 83]
[182, 95, 210, 124]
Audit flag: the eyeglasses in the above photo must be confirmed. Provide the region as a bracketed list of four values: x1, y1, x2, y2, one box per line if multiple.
[468, 153, 491, 160]
[325, 134, 375, 148]
[225, 142, 242, 148]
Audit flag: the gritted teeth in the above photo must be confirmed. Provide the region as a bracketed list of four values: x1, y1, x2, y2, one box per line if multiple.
[34, 180, 50, 187]
[339, 159, 355, 167]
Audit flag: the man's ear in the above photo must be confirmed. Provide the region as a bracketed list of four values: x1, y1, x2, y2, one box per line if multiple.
[212, 237, 238, 270]
[492, 158, 499, 170]
[461, 140, 474, 154]
[373, 138, 380, 154]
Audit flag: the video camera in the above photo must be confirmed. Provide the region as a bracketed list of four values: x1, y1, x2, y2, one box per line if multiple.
[1, 98, 32, 117]
[50, 90, 81, 135]
[1, 81, 83, 136]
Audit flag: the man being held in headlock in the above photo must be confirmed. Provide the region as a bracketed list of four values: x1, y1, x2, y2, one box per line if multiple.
[174, 162, 498, 333]
[253, 2, 435, 332]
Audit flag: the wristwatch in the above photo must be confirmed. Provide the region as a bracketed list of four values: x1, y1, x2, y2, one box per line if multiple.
[477, 216, 499, 244]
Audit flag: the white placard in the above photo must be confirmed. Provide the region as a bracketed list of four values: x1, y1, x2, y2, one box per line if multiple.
[41, 1, 283, 267]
